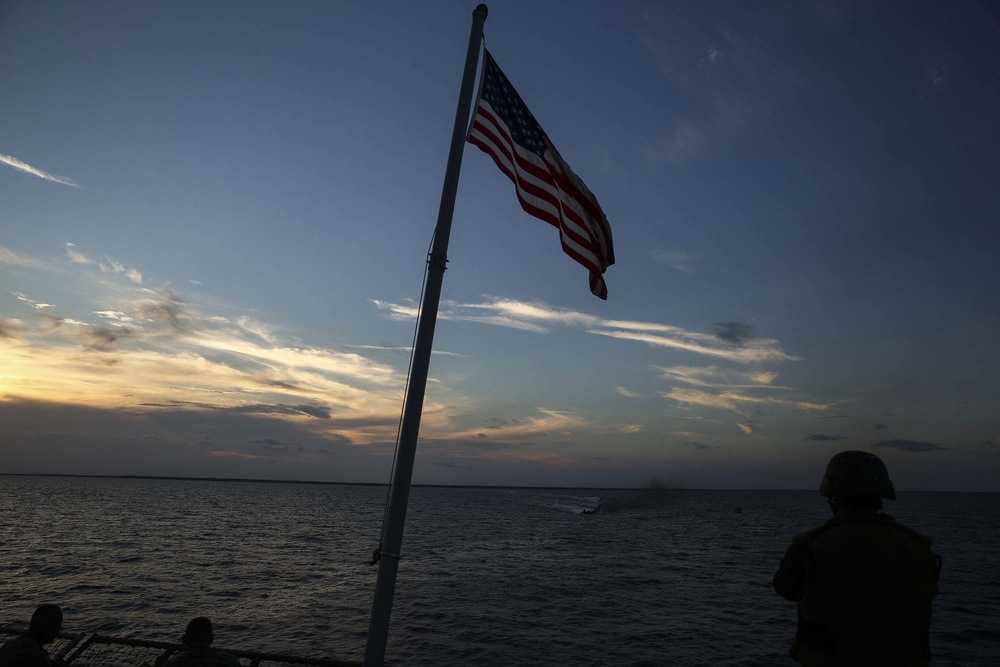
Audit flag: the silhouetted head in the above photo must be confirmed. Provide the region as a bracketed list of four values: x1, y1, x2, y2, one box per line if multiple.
[182, 617, 215, 650]
[820, 450, 895, 513]
[28, 604, 63, 645]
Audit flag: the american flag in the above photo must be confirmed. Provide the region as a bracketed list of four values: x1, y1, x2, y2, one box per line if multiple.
[467, 49, 615, 299]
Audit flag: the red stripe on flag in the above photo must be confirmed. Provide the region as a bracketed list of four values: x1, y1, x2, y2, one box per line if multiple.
[467, 56, 614, 298]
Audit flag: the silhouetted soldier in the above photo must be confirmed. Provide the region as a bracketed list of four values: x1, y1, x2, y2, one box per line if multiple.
[161, 617, 240, 667]
[0, 604, 63, 667]
[773, 450, 941, 666]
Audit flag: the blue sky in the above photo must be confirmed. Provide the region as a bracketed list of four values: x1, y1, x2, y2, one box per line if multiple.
[2, 1, 998, 491]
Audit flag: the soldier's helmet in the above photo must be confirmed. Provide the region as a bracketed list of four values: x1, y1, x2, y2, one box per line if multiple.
[819, 450, 896, 500]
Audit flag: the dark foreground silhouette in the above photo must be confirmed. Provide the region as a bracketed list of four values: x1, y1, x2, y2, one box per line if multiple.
[773, 451, 941, 666]
[0, 604, 63, 667]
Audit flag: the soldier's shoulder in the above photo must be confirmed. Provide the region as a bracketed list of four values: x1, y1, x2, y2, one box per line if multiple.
[790, 527, 820, 546]
[879, 512, 934, 545]
[790, 517, 841, 546]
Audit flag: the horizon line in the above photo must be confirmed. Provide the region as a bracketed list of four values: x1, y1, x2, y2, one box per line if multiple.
[2, 472, 991, 494]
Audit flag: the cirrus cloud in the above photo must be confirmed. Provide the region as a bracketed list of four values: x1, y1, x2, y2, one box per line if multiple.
[875, 439, 949, 453]
[1, 152, 81, 188]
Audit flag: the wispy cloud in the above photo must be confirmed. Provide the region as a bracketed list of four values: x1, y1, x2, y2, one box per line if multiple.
[66, 244, 142, 283]
[663, 387, 836, 417]
[136, 168, 169, 184]
[343, 342, 464, 358]
[653, 249, 698, 274]
[66, 243, 93, 265]
[665, 414, 725, 426]
[1, 245, 51, 269]
[638, 9, 808, 164]
[452, 408, 588, 442]
[652, 359, 831, 433]
[375, 296, 801, 364]
[636, 32, 733, 164]
[0, 318, 29, 340]
[460, 298, 598, 329]
[3, 247, 832, 463]
[99, 258, 143, 284]
[12, 292, 54, 310]
[1, 153, 81, 188]
[875, 439, 950, 453]
[920, 63, 948, 98]
[654, 365, 784, 389]
[592, 328, 799, 364]
[0, 245, 444, 446]
[374, 296, 817, 438]
[926, 65, 947, 87]
[374, 299, 553, 334]
[804, 433, 846, 441]
[645, 120, 705, 163]
[705, 47, 724, 65]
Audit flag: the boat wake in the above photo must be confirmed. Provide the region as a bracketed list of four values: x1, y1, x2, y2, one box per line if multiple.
[543, 493, 603, 514]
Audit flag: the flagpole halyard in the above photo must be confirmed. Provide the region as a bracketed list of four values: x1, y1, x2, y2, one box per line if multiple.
[362, 5, 488, 667]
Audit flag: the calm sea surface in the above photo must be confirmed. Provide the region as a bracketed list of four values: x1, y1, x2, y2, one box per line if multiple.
[1, 476, 997, 666]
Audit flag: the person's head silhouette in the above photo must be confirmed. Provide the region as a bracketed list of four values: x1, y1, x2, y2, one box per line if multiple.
[28, 604, 63, 645]
[181, 617, 215, 651]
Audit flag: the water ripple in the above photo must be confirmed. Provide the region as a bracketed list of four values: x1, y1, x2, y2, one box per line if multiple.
[1, 479, 997, 666]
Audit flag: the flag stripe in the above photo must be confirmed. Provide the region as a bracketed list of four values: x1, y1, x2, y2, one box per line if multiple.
[469, 130, 560, 226]
[469, 108, 562, 214]
[467, 49, 614, 299]
[470, 119, 603, 271]
[471, 106, 596, 250]
[546, 152, 612, 256]
[469, 105, 609, 284]
[470, 108, 608, 282]
[470, 105, 608, 266]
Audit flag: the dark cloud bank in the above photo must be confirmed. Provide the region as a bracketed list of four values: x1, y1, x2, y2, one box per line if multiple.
[712, 321, 754, 345]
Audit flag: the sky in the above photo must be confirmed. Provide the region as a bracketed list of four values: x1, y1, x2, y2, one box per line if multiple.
[2, 1, 999, 491]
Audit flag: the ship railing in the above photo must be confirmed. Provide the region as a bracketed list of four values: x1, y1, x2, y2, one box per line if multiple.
[1, 627, 362, 667]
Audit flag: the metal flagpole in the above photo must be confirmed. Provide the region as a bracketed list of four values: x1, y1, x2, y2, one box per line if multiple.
[363, 5, 488, 666]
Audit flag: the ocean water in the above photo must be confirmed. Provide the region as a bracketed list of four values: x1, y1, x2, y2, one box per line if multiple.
[0, 476, 997, 666]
